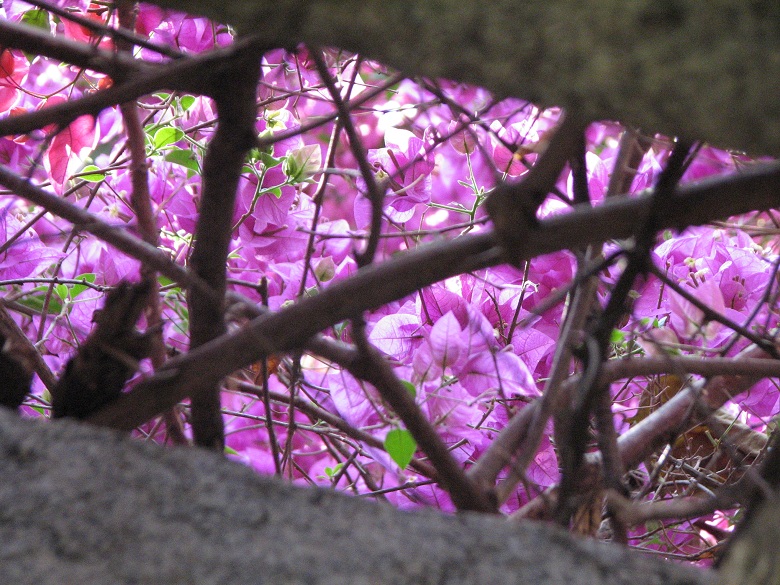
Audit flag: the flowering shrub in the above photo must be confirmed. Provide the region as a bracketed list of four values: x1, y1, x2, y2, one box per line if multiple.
[0, 1, 778, 564]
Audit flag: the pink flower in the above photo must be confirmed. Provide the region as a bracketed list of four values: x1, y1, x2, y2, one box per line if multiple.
[355, 127, 435, 226]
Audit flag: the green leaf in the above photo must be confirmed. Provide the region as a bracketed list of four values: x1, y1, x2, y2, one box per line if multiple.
[333, 321, 348, 339]
[610, 329, 625, 344]
[164, 148, 199, 175]
[16, 288, 64, 314]
[153, 127, 184, 150]
[21, 9, 52, 62]
[224, 446, 239, 456]
[324, 463, 344, 478]
[262, 186, 282, 199]
[54, 284, 68, 301]
[179, 95, 196, 111]
[70, 273, 96, 299]
[78, 165, 106, 182]
[401, 380, 416, 398]
[384, 429, 417, 470]
[258, 151, 284, 169]
[21, 8, 50, 30]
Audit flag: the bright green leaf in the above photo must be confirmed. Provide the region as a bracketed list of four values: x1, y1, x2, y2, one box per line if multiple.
[70, 273, 96, 298]
[610, 329, 626, 344]
[153, 127, 184, 150]
[401, 380, 416, 398]
[179, 95, 196, 111]
[78, 165, 106, 182]
[259, 151, 283, 169]
[384, 429, 417, 470]
[21, 9, 49, 30]
[54, 284, 68, 301]
[16, 288, 64, 314]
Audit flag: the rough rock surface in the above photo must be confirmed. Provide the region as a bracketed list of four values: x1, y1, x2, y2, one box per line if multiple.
[0, 409, 710, 585]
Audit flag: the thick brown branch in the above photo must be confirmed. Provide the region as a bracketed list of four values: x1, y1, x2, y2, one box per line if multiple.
[186, 40, 263, 449]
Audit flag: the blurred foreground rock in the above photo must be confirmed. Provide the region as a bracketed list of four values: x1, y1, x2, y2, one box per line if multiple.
[0, 409, 710, 585]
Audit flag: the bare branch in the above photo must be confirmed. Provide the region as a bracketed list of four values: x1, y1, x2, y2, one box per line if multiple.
[85, 162, 780, 432]
[0, 36, 266, 138]
[0, 165, 216, 302]
[0, 19, 149, 78]
[186, 39, 263, 450]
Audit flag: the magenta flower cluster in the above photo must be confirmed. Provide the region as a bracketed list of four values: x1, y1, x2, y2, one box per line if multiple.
[0, 2, 777, 560]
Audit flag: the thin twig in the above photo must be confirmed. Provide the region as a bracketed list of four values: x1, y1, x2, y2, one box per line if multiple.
[308, 47, 385, 267]
[235, 381, 437, 479]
